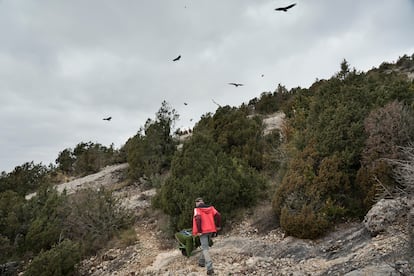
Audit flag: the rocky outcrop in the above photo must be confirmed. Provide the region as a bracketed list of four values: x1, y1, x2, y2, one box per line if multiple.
[79, 200, 411, 275]
[363, 197, 411, 236]
[25, 163, 128, 200]
[262, 112, 285, 135]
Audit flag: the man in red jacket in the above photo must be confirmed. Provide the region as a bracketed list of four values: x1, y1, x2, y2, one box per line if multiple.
[192, 197, 221, 275]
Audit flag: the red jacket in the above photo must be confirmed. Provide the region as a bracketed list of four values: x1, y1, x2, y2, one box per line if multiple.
[192, 204, 221, 235]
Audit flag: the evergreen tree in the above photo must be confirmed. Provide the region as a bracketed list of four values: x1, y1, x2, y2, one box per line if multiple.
[126, 101, 179, 181]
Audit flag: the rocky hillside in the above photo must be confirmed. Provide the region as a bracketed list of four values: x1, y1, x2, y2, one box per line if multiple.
[54, 162, 411, 276]
[35, 112, 411, 275]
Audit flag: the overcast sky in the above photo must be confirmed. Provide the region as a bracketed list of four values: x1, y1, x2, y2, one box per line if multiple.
[1, 0, 413, 173]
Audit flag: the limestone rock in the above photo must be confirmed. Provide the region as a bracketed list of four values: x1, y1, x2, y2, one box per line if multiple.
[363, 197, 409, 236]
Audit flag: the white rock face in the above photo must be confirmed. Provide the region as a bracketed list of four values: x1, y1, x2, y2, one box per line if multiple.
[262, 112, 285, 135]
[25, 163, 128, 200]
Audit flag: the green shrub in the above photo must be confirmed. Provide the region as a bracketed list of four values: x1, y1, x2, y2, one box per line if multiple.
[0, 190, 25, 242]
[117, 227, 138, 247]
[24, 240, 80, 276]
[273, 60, 414, 238]
[0, 235, 14, 263]
[64, 188, 134, 255]
[357, 100, 414, 206]
[24, 185, 68, 254]
[153, 132, 267, 231]
[194, 106, 265, 170]
[0, 162, 50, 196]
[280, 205, 330, 239]
[56, 142, 122, 177]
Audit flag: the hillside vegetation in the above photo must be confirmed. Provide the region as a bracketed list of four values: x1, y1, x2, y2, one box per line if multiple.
[1, 54, 414, 275]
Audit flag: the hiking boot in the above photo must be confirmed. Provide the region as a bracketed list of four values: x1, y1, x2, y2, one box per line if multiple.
[207, 269, 214, 275]
[198, 260, 205, 267]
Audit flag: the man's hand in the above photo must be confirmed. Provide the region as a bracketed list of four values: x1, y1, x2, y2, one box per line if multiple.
[212, 227, 222, 237]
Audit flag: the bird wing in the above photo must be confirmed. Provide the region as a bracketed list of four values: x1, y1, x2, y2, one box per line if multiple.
[229, 83, 244, 87]
[285, 3, 296, 9]
[275, 3, 296, 11]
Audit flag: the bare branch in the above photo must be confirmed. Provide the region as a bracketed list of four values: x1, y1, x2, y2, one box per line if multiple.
[373, 175, 394, 201]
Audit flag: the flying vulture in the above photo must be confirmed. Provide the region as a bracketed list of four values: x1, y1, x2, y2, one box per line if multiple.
[173, 55, 181, 61]
[228, 83, 244, 87]
[103, 116, 112, 121]
[275, 3, 296, 12]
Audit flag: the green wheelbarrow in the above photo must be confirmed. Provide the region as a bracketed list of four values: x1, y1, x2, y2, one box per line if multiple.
[175, 229, 213, 257]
